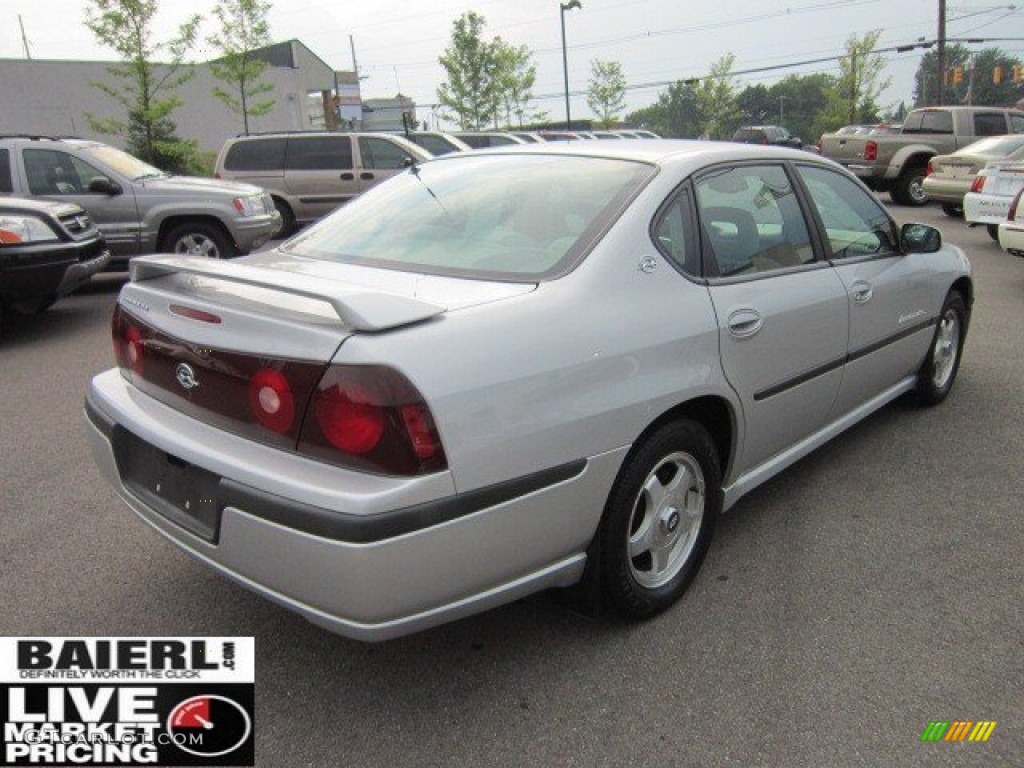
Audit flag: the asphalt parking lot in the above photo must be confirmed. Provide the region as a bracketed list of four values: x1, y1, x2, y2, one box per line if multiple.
[1, 202, 1021, 767]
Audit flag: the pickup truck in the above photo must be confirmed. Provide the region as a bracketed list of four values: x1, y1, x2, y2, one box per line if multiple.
[820, 106, 1024, 206]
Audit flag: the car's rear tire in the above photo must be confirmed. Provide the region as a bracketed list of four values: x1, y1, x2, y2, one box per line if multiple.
[162, 221, 237, 259]
[986, 224, 999, 241]
[273, 199, 295, 239]
[915, 291, 966, 406]
[599, 420, 721, 619]
[941, 203, 963, 217]
[891, 165, 929, 206]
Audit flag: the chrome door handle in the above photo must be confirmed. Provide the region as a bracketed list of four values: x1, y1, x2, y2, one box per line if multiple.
[851, 281, 873, 304]
[727, 308, 764, 338]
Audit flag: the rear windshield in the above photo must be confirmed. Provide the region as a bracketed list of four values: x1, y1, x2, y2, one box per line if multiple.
[903, 110, 954, 134]
[282, 154, 656, 281]
[956, 135, 1024, 157]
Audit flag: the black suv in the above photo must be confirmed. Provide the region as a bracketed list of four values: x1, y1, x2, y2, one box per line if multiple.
[0, 195, 109, 330]
[731, 125, 803, 148]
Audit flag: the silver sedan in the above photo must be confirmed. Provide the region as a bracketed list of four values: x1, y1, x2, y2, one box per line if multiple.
[86, 142, 972, 640]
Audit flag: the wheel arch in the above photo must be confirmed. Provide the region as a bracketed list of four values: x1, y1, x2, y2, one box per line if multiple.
[630, 394, 738, 486]
[157, 215, 236, 251]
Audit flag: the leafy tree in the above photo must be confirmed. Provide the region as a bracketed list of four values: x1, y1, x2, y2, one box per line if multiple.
[84, 0, 203, 173]
[913, 45, 1024, 107]
[437, 12, 500, 130]
[207, 0, 275, 134]
[696, 54, 740, 138]
[587, 60, 627, 128]
[814, 31, 889, 135]
[493, 40, 544, 128]
[626, 80, 701, 137]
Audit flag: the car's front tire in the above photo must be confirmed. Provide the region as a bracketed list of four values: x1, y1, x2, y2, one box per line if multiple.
[891, 165, 929, 206]
[599, 420, 721, 619]
[162, 222, 237, 259]
[915, 291, 967, 406]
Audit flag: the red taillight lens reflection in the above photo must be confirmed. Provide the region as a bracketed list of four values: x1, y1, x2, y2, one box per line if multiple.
[926, 161, 934, 176]
[401, 404, 442, 460]
[249, 368, 296, 434]
[315, 385, 385, 454]
[970, 175, 985, 193]
[864, 141, 878, 162]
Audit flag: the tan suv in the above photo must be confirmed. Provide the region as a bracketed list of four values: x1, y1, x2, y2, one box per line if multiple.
[214, 132, 431, 236]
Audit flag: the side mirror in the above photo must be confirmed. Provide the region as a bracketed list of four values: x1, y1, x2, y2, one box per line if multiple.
[88, 176, 122, 196]
[901, 222, 942, 253]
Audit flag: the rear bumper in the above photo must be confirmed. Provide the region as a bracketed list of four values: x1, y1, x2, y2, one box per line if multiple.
[85, 370, 618, 641]
[963, 193, 1010, 226]
[921, 177, 969, 205]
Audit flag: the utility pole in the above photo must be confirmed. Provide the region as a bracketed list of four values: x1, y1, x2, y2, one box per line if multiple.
[18, 15, 31, 59]
[848, 50, 858, 124]
[937, 0, 947, 105]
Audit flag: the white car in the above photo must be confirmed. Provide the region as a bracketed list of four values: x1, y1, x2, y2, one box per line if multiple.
[997, 187, 1024, 256]
[963, 160, 1024, 240]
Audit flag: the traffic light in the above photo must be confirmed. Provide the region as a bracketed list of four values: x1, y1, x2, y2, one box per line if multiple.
[994, 65, 1004, 84]
[1014, 65, 1024, 83]
[952, 67, 964, 85]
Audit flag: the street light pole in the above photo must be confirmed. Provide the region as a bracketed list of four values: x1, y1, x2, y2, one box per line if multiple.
[560, 1, 582, 130]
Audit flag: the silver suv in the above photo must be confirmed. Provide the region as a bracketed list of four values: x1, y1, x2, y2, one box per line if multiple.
[214, 132, 431, 236]
[0, 136, 279, 264]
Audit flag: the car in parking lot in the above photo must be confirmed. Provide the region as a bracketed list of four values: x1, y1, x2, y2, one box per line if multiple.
[214, 131, 430, 236]
[404, 131, 471, 156]
[964, 158, 1024, 239]
[732, 125, 803, 148]
[86, 141, 972, 641]
[1, 195, 109, 329]
[1, 135, 278, 264]
[922, 134, 1024, 216]
[451, 131, 528, 148]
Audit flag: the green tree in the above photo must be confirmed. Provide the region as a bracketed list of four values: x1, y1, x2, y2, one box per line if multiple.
[437, 12, 501, 130]
[626, 80, 700, 137]
[84, 0, 203, 173]
[587, 60, 627, 128]
[493, 40, 544, 128]
[207, 0, 275, 134]
[814, 31, 889, 136]
[696, 54, 740, 138]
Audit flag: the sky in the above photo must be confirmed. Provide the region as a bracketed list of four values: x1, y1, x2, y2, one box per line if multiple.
[5, 0, 1024, 128]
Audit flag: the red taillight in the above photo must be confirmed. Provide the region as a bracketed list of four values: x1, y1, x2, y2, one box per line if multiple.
[315, 384, 385, 454]
[249, 368, 296, 434]
[970, 175, 985, 193]
[864, 141, 878, 162]
[926, 160, 934, 176]
[170, 304, 222, 324]
[299, 365, 446, 475]
[112, 305, 145, 377]
[1009, 189, 1024, 220]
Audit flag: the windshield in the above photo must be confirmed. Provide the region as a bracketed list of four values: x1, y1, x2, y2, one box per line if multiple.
[281, 154, 656, 281]
[81, 144, 166, 180]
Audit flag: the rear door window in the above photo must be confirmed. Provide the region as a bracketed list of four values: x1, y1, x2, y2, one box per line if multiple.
[224, 138, 286, 171]
[286, 136, 353, 171]
[973, 112, 1008, 136]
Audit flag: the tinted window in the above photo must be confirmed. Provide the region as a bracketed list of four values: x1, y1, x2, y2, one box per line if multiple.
[652, 190, 696, 275]
[224, 138, 286, 171]
[0, 149, 11, 193]
[973, 113, 1008, 137]
[694, 165, 815, 277]
[413, 135, 457, 155]
[1011, 114, 1024, 133]
[282, 155, 655, 281]
[904, 111, 953, 134]
[456, 134, 490, 148]
[797, 165, 897, 260]
[286, 136, 353, 171]
[24, 149, 87, 195]
[358, 137, 412, 169]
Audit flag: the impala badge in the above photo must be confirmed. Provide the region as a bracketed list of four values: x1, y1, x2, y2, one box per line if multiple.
[176, 363, 200, 391]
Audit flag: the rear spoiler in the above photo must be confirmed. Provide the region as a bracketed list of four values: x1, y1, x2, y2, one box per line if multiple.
[130, 255, 446, 332]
